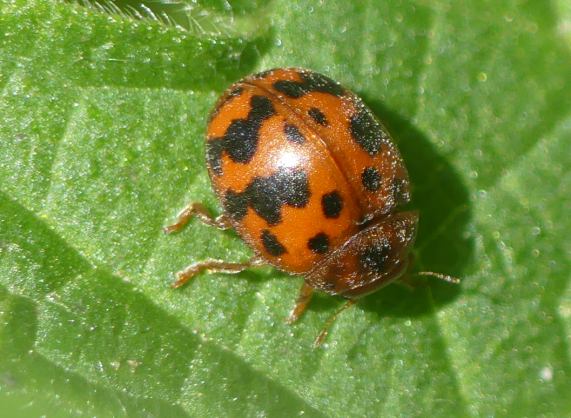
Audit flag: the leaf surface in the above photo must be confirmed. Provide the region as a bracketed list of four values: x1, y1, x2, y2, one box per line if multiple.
[1, 0, 570, 416]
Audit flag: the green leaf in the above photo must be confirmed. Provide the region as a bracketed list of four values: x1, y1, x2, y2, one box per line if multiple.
[1, 0, 570, 417]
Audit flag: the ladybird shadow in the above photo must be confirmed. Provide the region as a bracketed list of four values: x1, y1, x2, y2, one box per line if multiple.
[348, 97, 474, 318]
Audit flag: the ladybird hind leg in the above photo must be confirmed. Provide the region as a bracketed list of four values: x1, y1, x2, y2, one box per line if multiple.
[286, 282, 315, 324]
[164, 202, 231, 233]
[172, 257, 264, 288]
[286, 283, 356, 348]
[313, 299, 356, 348]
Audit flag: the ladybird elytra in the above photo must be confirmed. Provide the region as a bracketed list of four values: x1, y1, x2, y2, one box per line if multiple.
[165, 68, 457, 344]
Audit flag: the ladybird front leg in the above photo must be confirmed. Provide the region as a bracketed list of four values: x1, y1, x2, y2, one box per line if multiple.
[172, 257, 264, 288]
[164, 202, 231, 233]
[286, 282, 315, 324]
[405, 253, 460, 285]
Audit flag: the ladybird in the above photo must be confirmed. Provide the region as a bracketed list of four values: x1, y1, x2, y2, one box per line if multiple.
[165, 68, 458, 345]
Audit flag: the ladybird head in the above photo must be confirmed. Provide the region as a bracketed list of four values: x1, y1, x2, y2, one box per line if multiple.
[306, 211, 419, 298]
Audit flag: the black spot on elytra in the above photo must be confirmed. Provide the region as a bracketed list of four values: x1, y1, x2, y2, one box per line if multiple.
[224, 190, 248, 221]
[350, 108, 386, 155]
[308, 107, 328, 126]
[207, 95, 275, 175]
[321, 191, 343, 218]
[362, 167, 382, 192]
[223, 169, 310, 225]
[228, 86, 244, 97]
[392, 177, 410, 205]
[273, 71, 344, 98]
[359, 241, 392, 274]
[208, 87, 245, 124]
[252, 69, 274, 79]
[261, 230, 286, 256]
[284, 123, 305, 144]
[206, 138, 225, 175]
[308, 232, 330, 254]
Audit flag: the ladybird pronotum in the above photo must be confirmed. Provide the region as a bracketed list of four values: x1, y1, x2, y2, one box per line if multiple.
[165, 68, 458, 346]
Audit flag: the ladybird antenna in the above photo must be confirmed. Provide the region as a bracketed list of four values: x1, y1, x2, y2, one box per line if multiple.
[416, 271, 460, 284]
[313, 299, 356, 348]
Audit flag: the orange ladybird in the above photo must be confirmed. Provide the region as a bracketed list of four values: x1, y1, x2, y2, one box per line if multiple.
[165, 68, 457, 345]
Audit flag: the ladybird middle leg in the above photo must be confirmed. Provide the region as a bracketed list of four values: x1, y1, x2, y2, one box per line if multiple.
[164, 202, 231, 233]
[172, 257, 264, 288]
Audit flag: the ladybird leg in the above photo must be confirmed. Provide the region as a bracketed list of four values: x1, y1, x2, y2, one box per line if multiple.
[164, 202, 231, 234]
[416, 271, 460, 284]
[172, 257, 264, 289]
[286, 282, 315, 324]
[313, 299, 356, 348]
[397, 271, 459, 290]
[406, 254, 460, 284]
